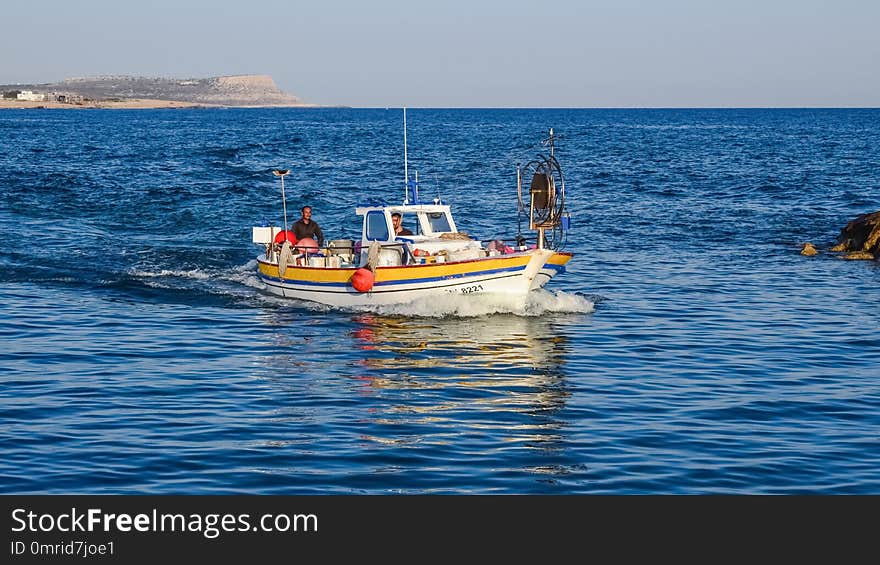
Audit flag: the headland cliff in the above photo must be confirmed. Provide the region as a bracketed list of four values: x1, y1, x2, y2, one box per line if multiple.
[0, 74, 313, 108]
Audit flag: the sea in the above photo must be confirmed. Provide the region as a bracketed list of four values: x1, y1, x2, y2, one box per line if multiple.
[1, 107, 878, 494]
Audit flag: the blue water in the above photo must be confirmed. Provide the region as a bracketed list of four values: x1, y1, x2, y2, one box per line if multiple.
[1, 108, 879, 494]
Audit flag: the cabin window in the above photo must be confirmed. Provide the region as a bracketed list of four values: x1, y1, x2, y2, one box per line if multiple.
[427, 212, 452, 233]
[365, 211, 390, 241]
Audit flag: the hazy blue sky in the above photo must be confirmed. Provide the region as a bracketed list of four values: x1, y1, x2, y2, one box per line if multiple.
[2, 0, 878, 107]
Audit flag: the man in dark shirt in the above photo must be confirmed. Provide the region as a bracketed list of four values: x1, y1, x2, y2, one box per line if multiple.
[292, 205, 324, 247]
[392, 212, 413, 236]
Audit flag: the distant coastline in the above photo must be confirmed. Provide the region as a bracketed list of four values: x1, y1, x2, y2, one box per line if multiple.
[0, 99, 221, 110]
[0, 99, 317, 110]
[0, 74, 317, 109]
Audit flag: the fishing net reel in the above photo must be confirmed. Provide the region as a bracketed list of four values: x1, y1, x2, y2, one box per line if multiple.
[517, 129, 569, 250]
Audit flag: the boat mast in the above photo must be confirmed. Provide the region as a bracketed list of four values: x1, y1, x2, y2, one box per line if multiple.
[403, 107, 409, 204]
[273, 169, 291, 234]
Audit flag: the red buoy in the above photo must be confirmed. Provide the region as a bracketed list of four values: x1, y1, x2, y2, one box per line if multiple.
[274, 230, 297, 245]
[351, 268, 374, 292]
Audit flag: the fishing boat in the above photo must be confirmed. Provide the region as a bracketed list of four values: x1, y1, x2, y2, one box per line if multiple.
[252, 112, 573, 308]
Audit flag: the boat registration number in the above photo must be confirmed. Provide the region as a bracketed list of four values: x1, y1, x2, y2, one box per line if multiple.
[449, 284, 484, 295]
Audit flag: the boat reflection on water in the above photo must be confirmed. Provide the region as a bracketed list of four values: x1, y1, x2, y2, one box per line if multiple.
[251, 304, 592, 489]
[346, 312, 574, 448]
[350, 313, 567, 380]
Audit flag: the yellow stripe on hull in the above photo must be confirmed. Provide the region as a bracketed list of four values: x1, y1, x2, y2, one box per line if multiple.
[258, 253, 535, 283]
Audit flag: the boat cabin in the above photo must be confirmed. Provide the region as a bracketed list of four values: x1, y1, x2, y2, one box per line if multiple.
[354, 202, 484, 266]
[356, 203, 457, 240]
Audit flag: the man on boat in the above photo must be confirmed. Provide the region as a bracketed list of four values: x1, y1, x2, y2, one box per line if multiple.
[292, 206, 324, 247]
[392, 212, 413, 236]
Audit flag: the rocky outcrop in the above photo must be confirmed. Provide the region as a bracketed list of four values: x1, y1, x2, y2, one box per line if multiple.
[1, 74, 307, 107]
[830, 210, 880, 260]
[800, 242, 818, 256]
[185, 75, 304, 106]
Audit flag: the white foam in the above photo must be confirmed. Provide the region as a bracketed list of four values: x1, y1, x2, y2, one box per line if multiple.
[357, 289, 594, 318]
[130, 261, 263, 287]
[225, 260, 266, 290]
[523, 289, 596, 315]
[130, 268, 212, 280]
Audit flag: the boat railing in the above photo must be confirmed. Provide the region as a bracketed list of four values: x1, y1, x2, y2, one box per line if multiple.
[266, 238, 533, 269]
[272, 241, 416, 269]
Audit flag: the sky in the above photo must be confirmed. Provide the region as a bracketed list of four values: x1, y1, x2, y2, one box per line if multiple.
[2, 0, 878, 107]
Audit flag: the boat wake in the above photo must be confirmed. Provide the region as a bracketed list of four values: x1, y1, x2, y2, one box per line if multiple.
[125, 261, 275, 305]
[344, 289, 594, 318]
[129, 268, 214, 281]
[131, 261, 263, 287]
[129, 261, 595, 317]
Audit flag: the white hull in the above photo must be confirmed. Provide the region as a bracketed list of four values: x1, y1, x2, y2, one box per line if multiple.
[256, 249, 571, 308]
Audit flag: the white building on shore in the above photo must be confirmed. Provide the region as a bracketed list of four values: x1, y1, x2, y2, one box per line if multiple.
[17, 90, 45, 101]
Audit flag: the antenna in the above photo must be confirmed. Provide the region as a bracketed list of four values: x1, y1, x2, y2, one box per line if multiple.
[273, 169, 291, 233]
[543, 127, 557, 158]
[413, 170, 419, 205]
[403, 107, 409, 204]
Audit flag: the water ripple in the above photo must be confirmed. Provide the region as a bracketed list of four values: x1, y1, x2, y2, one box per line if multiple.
[1, 108, 879, 493]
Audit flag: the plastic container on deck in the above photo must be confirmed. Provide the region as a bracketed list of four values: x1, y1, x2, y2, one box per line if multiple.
[328, 240, 354, 255]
